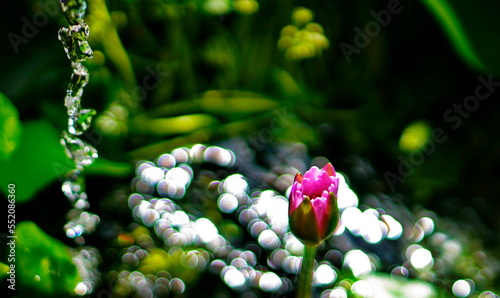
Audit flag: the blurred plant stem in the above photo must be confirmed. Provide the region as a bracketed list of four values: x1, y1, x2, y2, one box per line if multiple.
[88, 0, 136, 87]
[297, 244, 317, 298]
[165, 9, 197, 95]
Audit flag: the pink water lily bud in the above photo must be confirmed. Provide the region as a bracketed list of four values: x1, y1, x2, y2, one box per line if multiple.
[288, 163, 340, 246]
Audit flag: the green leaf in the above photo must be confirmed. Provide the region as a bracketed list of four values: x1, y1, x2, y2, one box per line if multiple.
[0, 92, 21, 161]
[15, 221, 81, 296]
[421, 0, 500, 75]
[0, 120, 71, 203]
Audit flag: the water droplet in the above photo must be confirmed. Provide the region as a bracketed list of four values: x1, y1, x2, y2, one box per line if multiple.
[62, 172, 83, 201]
[381, 214, 403, 240]
[141, 166, 164, 185]
[344, 250, 372, 277]
[195, 218, 218, 243]
[259, 272, 282, 292]
[351, 280, 374, 298]
[58, 24, 93, 62]
[157, 153, 176, 168]
[452, 279, 475, 297]
[59, 0, 88, 24]
[172, 147, 191, 164]
[269, 249, 289, 269]
[74, 281, 89, 296]
[324, 287, 348, 298]
[141, 209, 160, 227]
[170, 278, 185, 295]
[218, 193, 238, 213]
[313, 264, 337, 286]
[122, 252, 139, 267]
[223, 266, 246, 290]
[258, 230, 280, 250]
[165, 167, 191, 186]
[410, 247, 433, 269]
[61, 131, 98, 168]
[157, 179, 186, 199]
[68, 109, 95, 135]
[203, 146, 235, 167]
[190, 144, 206, 163]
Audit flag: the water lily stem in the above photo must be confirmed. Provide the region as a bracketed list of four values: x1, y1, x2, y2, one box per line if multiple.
[297, 244, 317, 298]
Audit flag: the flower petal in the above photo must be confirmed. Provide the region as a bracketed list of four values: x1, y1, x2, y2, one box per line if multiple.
[301, 177, 313, 196]
[303, 166, 321, 181]
[322, 163, 336, 176]
[294, 172, 304, 183]
[304, 177, 325, 199]
[328, 176, 339, 194]
[318, 172, 332, 192]
[312, 192, 339, 240]
[289, 181, 304, 215]
[311, 195, 329, 237]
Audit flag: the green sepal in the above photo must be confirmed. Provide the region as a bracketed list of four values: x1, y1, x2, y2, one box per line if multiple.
[289, 196, 322, 246]
[324, 191, 340, 240]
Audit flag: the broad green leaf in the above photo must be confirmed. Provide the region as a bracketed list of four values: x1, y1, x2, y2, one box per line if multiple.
[421, 0, 500, 75]
[0, 92, 21, 161]
[0, 120, 70, 203]
[15, 221, 81, 296]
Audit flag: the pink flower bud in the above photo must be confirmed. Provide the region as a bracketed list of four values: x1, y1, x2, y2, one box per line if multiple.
[288, 163, 340, 246]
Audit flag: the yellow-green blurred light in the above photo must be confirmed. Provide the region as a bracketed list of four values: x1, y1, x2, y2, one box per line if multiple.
[399, 120, 432, 152]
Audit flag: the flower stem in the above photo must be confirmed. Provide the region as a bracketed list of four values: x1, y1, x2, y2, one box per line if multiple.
[297, 244, 317, 298]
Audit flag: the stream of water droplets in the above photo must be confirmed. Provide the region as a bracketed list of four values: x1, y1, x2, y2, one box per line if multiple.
[57, 0, 99, 245]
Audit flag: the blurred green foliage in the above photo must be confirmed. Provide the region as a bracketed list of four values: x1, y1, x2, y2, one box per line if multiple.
[14, 221, 81, 296]
[0, 92, 21, 161]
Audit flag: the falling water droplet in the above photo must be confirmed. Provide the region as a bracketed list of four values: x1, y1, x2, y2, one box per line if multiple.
[58, 24, 93, 63]
[59, 0, 88, 25]
[65, 65, 89, 111]
[69, 109, 96, 135]
[61, 131, 98, 168]
[62, 169, 84, 202]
